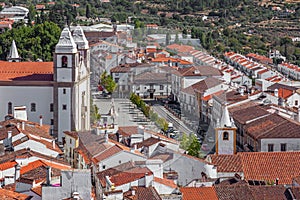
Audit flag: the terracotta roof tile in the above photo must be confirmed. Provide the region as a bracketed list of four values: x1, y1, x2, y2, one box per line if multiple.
[166, 44, 195, 53]
[134, 137, 161, 149]
[134, 72, 170, 84]
[93, 145, 122, 163]
[31, 186, 42, 196]
[0, 188, 30, 200]
[209, 152, 300, 185]
[123, 186, 161, 200]
[0, 61, 53, 81]
[208, 154, 243, 173]
[153, 177, 177, 189]
[245, 113, 300, 139]
[0, 161, 17, 171]
[118, 126, 139, 137]
[20, 159, 70, 175]
[96, 161, 136, 188]
[180, 187, 218, 200]
[109, 167, 153, 186]
[231, 105, 270, 125]
[177, 66, 222, 77]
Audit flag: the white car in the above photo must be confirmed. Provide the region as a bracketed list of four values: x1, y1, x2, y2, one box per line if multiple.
[207, 136, 214, 143]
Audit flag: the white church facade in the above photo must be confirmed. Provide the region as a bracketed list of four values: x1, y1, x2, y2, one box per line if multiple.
[0, 26, 90, 142]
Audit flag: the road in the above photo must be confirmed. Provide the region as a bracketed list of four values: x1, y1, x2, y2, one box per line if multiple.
[93, 98, 159, 131]
[152, 104, 194, 135]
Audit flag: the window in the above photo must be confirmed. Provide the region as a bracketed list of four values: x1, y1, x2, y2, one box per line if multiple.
[102, 165, 106, 169]
[281, 143, 286, 152]
[50, 119, 54, 125]
[295, 100, 298, 106]
[160, 85, 164, 90]
[8, 102, 12, 114]
[70, 139, 72, 144]
[31, 103, 36, 112]
[268, 144, 274, 152]
[61, 56, 68, 67]
[50, 103, 54, 112]
[223, 132, 229, 140]
[63, 89, 66, 94]
[62, 104, 67, 110]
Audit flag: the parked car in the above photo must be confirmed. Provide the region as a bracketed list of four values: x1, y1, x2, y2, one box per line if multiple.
[201, 144, 209, 151]
[207, 136, 214, 143]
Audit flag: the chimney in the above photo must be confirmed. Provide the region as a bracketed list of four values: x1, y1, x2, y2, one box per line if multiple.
[240, 88, 244, 96]
[52, 140, 55, 149]
[7, 131, 12, 148]
[144, 172, 149, 186]
[104, 130, 108, 143]
[22, 122, 25, 130]
[17, 123, 20, 129]
[131, 188, 136, 196]
[275, 178, 279, 185]
[14, 163, 20, 182]
[39, 115, 43, 126]
[274, 88, 279, 97]
[46, 166, 51, 186]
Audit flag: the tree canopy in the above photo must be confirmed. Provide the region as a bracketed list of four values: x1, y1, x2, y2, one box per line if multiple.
[0, 21, 61, 61]
[100, 71, 117, 94]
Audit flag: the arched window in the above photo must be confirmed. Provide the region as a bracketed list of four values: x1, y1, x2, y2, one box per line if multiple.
[61, 56, 68, 67]
[31, 103, 36, 112]
[8, 102, 12, 114]
[223, 131, 229, 140]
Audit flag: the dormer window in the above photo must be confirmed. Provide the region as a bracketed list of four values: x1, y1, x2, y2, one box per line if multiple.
[62, 56, 68, 67]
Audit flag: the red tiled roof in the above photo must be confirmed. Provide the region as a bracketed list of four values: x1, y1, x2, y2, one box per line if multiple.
[151, 57, 192, 65]
[257, 69, 269, 74]
[209, 152, 300, 185]
[64, 131, 79, 140]
[166, 44, 195, 53]
[209, 154, 243, 173]
[201, 90, 224, 101]
[153, 177, 177, 189]
[177, 66, 222, 77]
[118, 126, 139, 137]
[93, 145, 122, 163]
[0, 161, 17, 171]
[123, 186, 161, 200]
[180, 187, 218, 200]
[20, 159, 70, 175]
[109, 167, 153, 186]
[133, 137, 161, 149]
[0, 188, 30, 200]
[0, 61, 53, 81]
[31, 186, 42, 196]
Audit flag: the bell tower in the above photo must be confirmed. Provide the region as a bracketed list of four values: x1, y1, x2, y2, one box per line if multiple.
[72, 25, 90, 132]
[215, 104, 237, 155]
[53, 27, 78, 142]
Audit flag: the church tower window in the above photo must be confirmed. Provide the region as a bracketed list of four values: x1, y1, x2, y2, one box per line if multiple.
[62, 56, 68, 67]
[223, 131, 229, 140]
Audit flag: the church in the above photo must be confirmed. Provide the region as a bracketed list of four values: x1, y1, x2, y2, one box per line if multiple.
[0, 26, 91, 142]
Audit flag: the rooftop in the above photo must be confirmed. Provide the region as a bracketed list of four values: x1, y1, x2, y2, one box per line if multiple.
[0, 61, 53, 81]
[209, 152, 300, 185]
[180, 187, 218, 200]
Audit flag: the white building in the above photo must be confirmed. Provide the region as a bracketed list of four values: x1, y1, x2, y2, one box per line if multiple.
[0, 26, 91, 142]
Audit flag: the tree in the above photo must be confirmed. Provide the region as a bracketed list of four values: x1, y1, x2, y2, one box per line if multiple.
[86, 4, 91, 18]
[90, 104, 101, 125]
[179, 133, 190, 150]
[166, 32, 171, 45]
[187, 134, 201, 157]
[100, 71, 117, 94]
